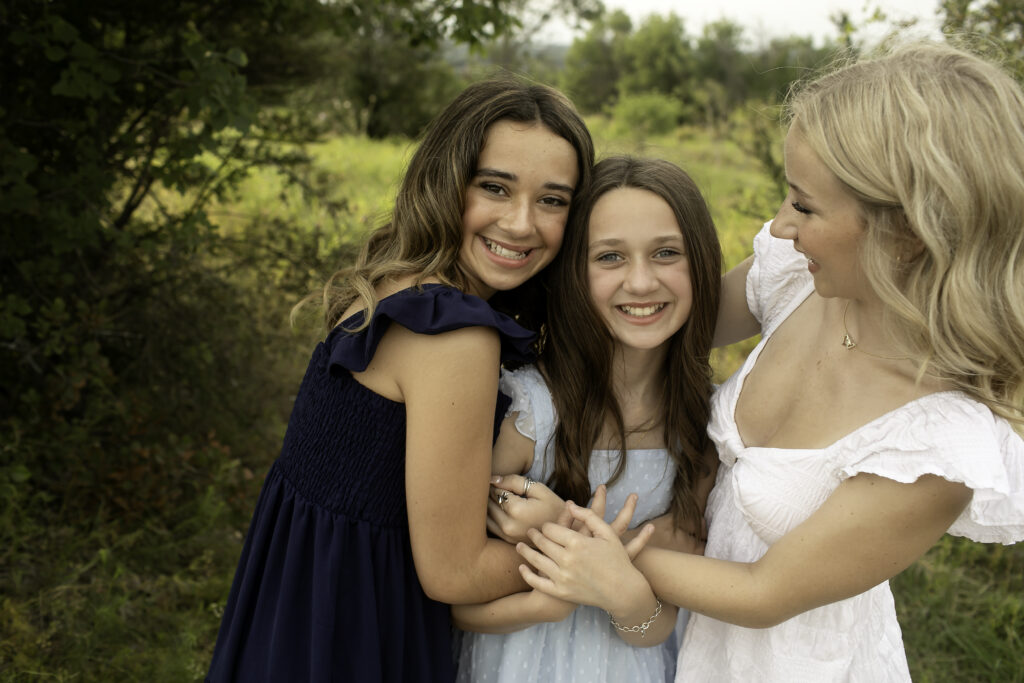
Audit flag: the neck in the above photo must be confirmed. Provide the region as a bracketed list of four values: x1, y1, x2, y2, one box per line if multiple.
[611, 344, 668, 425]
[839, 297, 899, 357]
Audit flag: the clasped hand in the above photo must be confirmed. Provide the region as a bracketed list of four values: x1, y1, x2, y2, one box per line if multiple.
[515, 500, 655, 618]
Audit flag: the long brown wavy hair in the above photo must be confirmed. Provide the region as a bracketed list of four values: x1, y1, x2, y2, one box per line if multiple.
[541, 156, 722, 532]
[306, 74, 594, 340]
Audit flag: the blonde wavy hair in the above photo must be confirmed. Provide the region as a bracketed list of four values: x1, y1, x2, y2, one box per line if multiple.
[786, 41, 1024, 432]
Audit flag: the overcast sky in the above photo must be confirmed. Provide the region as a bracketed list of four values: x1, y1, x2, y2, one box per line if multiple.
[538, 0, 945, 45]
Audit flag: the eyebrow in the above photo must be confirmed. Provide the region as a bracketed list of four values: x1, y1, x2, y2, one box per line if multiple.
[589, 235, 684, 249]
[475, 167, 575, 194]
[786, 178, 813, 199]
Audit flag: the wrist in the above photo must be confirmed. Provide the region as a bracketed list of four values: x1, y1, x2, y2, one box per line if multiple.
[606, 570, 657, 621]
[608, 595, 663, 639]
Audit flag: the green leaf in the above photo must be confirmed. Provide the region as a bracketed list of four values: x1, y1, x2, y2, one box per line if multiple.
[225, 47, 248, 67]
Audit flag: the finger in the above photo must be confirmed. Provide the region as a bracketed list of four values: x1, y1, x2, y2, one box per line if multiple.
[526, 526, 569, 563]
[517, 539, 562, 579]
[518, 562, 559, 596]
[490, 473, 536, 498]
[567, 501, 618, 540]
[608, 492, 639, 536]
[485, 515, 514, 543]
[588, 484, 607, 519]
[539, 516, 595, 548]
[486, 497, 509, 521]
[623, 522, 655, 560]
[555, 501, 573, 528]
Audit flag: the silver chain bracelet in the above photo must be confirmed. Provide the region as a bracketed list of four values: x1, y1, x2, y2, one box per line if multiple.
[608, 599, 663, 638]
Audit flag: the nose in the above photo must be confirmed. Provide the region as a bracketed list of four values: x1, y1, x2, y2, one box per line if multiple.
[623, 259, 658, 295]
[770, 198, 798, 241]
[500, 199, 534, 238]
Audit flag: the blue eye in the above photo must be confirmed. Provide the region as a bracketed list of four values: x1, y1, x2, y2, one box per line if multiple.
[596, 252, 623, 263]
[792, 201, 811, 215]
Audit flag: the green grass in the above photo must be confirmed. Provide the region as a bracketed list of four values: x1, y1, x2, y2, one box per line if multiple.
[3, 122, 1020, 682]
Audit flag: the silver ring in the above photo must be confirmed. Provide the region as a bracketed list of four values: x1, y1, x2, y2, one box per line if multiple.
[496, 490, 510, 509]
[523, 477, 534, 496]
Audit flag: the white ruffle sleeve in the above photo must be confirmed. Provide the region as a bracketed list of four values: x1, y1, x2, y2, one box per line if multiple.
[838, 393, 1024, 544]
[498, 365, 557, 479]
[745, 220, 814, 336]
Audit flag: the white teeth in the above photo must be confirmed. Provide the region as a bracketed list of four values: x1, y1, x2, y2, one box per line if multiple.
[619, 304, 665, 317]
[484, 238, 529, 260]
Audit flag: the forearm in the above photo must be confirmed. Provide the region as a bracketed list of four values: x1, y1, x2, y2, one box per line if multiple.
[634, 547, 783, 628]
[452, 590, 575, 634]
[420, 537, 530, 605]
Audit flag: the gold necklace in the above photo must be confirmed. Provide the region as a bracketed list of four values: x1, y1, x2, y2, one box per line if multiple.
[841, 301, 911, 361]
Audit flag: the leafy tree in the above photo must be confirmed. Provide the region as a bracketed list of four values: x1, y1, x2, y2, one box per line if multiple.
[942, 0, 1024, 78]
[694, 20, 748, 124]
[0, 0, 524, 675]
[617, 13, 697, 102]
[560, 9, 633, 112]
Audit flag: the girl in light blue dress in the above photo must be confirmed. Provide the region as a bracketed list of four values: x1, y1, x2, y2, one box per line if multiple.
[453, 156, 723, 682]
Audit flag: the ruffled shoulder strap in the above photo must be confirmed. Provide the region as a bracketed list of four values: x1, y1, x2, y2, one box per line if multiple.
[498, 365, 558, 479]
[327, 284, 536, 372]
[838, 392, 1024, 544]
[746, 220, 815, 337]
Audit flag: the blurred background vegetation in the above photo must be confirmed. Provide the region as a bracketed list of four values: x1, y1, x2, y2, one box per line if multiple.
[1, 0, 1021, 679]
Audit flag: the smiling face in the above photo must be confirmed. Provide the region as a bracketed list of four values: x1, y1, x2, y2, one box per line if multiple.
[586, 187, 693, 353]
[771, 127, 868, 300]
[459, 119, 579, 299]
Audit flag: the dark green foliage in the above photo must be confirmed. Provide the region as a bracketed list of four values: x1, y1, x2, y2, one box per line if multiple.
[0, 0, 523, 676]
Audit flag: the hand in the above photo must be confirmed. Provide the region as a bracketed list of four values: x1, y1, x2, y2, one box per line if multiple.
[487, 474, 567, 545]
[515, 501, 655, 615]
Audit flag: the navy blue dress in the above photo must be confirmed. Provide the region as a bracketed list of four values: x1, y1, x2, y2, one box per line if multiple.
[207, 285, 535, 683]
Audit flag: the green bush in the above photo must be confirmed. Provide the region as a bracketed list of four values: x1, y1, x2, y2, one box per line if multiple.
[608, 92, 685, 139]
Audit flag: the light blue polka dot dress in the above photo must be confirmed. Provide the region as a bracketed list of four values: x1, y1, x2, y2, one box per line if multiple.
[455, 365, 690, 683]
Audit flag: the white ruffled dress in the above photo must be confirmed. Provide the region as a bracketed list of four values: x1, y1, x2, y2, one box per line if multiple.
[456, 365, 690, 683]
[676, 222, 1024, 682]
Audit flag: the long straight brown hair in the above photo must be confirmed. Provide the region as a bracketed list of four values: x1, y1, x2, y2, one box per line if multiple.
[541, 156, 721, 532]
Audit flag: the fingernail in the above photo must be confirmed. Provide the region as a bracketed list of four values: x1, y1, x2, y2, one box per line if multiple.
[490, 475, 502, 484]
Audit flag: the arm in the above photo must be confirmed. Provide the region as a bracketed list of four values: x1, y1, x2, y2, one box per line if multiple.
[713, 255, 760, 347]
[524, 472, 971, 629]
[390, 323, 529, 604]
[452, 589, 578, 633]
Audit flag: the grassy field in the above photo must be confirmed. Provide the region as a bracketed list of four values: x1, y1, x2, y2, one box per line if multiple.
[3, 121, 1020, 681]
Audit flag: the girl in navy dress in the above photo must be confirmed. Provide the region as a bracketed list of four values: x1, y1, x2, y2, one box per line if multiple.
[206, 75, 594, 682]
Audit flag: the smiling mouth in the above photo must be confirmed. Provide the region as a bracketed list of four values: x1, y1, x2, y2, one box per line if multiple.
[618, 303, 666, 317]
[483, 237, 531, 261]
